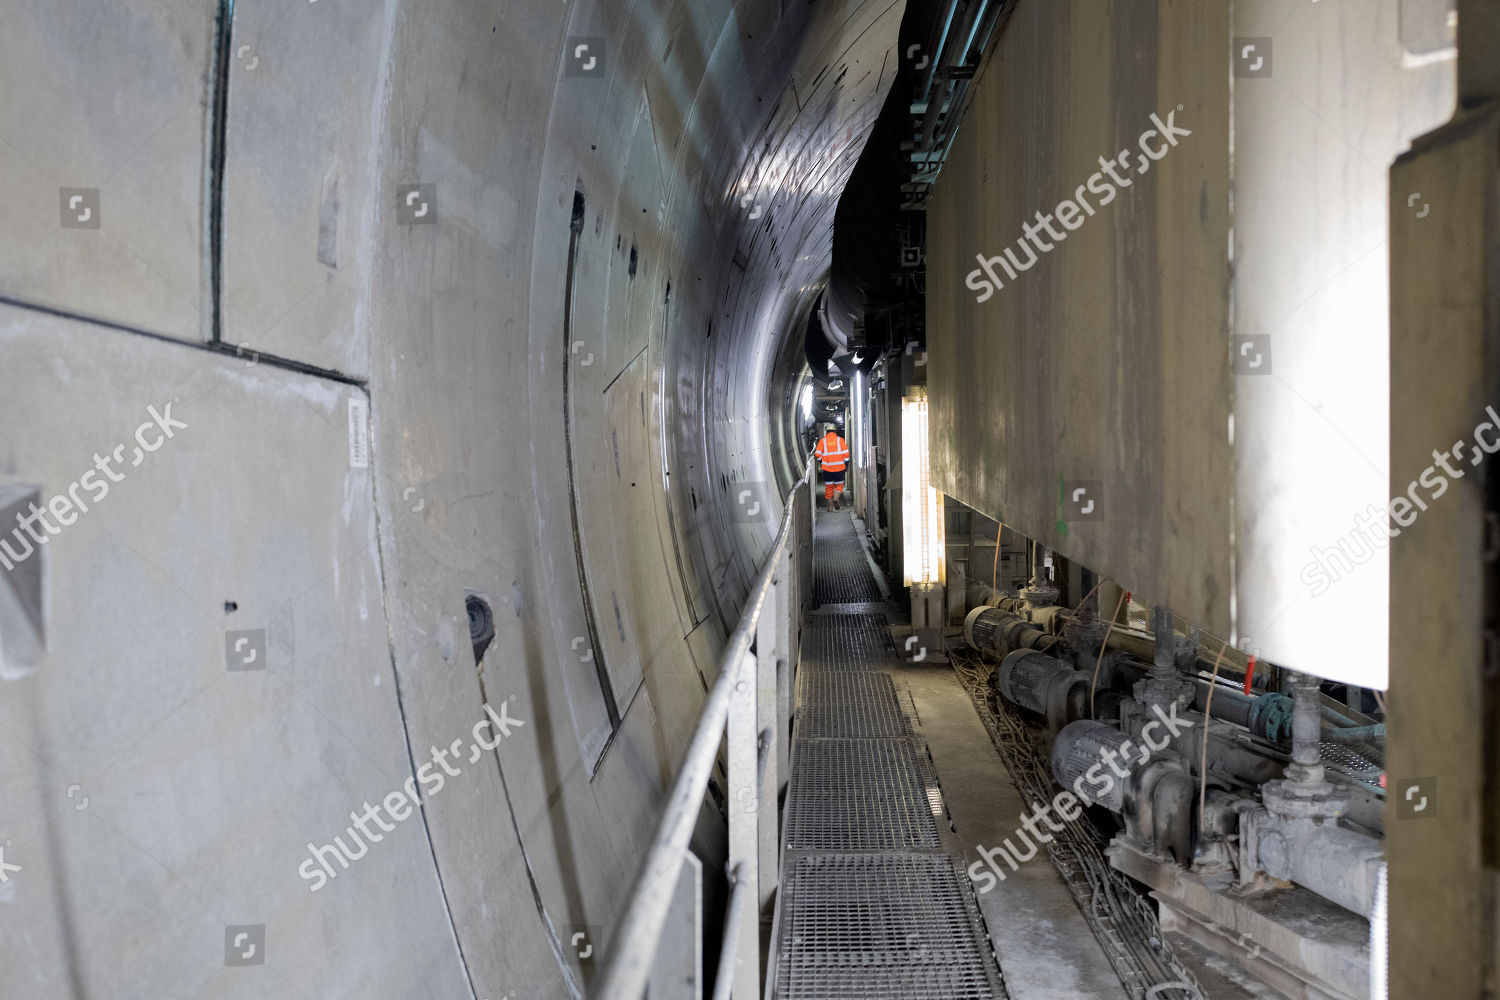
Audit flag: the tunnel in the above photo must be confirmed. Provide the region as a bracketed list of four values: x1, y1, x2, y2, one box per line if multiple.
[1, 1, 1497, 999]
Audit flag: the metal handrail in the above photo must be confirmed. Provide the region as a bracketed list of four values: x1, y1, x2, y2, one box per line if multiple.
[592, 455, 814, 1000]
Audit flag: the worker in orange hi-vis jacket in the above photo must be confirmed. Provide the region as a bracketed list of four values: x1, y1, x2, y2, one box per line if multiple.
[813, 424, 851, 511]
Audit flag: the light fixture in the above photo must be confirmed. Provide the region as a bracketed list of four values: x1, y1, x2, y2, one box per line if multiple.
[851, 370, 863, 474]
[801, 383, 812, 422]
[901, 389, 945, 587]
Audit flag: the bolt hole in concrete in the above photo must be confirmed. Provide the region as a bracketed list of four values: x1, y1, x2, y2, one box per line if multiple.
[0, 485, 46, 677]
[466, 593, 495, 664]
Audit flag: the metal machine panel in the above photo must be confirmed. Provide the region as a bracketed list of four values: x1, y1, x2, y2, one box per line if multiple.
[927, 0, 1455, 689]
[925, 0, 1233, 637]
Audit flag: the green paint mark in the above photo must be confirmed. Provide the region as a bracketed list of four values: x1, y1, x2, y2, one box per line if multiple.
[1056, 472, 1068, 536]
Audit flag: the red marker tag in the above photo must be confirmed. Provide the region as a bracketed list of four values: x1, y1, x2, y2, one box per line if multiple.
[1243, 654, 1256, 694]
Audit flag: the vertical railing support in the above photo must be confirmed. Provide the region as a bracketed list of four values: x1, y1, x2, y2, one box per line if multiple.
[710, 864, 752, 1000]
[775, 545, 793, 797]
[593, 456, 814, 1000]
[649, 850, 703, 1000]
[805, 475, 813, 618]
[755, 576, 782, 912]
[726, 650, 760, 998]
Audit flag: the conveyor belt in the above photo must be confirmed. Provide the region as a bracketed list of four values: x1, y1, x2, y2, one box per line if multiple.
[772, 522, 1004, 1000]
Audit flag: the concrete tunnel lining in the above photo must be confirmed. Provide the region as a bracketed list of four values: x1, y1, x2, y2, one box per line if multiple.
[0, 0, 906, 996]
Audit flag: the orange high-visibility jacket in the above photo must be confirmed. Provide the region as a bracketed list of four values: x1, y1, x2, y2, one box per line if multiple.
[814, 431, 850, 472]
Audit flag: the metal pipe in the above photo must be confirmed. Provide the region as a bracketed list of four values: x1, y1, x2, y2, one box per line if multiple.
[1287, 671, 1324, 779]
[594, 457, 814, 1000]
[1150, 605, 1175, 678]
[710, 865, 752, 1000]
[1324, 723, 1386, 744]
[1257, 818, 1385, 917]
[1192, 681, 1253, 729]
[1370, 861, 1389, 1000]
[1320, 702, 1367, 728]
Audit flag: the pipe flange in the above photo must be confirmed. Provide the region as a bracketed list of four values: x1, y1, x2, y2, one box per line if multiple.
[1260, 777, 1350, 820]
[1258, 829, 1293, 881]
[1173, 631, 1200, 669]
[1132, 673, 1197, 714]
[1063, 609, 1108, 652]
[1247, 692, 1294, 742]
[1020, 574, 1058, 608]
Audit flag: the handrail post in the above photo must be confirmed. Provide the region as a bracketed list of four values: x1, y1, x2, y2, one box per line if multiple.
[710, 864, 751, 1000]
[775, 545, 793, 797]
[591, 459, 813, 1000]
[755, 577, 781, 913]
[800, 468, 813, 616]
[649, 850, 703, 1000]
[726, 650, 760, 998]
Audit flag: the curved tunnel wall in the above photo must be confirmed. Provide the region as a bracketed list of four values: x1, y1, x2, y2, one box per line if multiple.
[0, 1, 902, 996]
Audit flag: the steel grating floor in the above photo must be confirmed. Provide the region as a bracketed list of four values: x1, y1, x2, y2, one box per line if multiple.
[797, 667, 904, 708]
[773, 517, 1004, 1000]
[1320, 739, 1384, 779]
[795, 675, 915, 739]
[804, 613, 896, 670]
[776, 854, 1007, 1000]
[812, 512, 884, 605]
[783, 739, 943, 851]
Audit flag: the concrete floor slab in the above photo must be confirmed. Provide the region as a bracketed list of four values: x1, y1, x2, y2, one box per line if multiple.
[897, 663, 1130, 1000]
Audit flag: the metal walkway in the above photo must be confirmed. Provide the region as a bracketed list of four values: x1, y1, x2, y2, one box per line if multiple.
[769, 512, 1006, 1000]
[811, 512, 885, 605]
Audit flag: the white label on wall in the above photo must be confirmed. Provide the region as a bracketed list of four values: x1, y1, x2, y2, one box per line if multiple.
[347, 397, 370, 469]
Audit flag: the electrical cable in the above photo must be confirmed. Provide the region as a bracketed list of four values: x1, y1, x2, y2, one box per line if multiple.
[991, 521, 1003, 592]
[949, 646, 1204, 1000]
[1090, 588, 1128, 716]
[1198, 639, 1229, 836]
